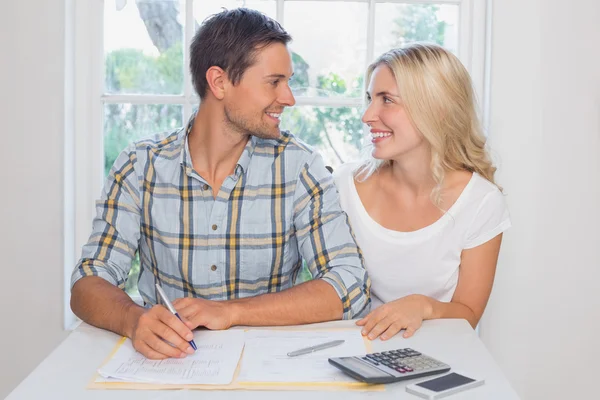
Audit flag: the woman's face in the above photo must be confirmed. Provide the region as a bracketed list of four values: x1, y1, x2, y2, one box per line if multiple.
[362, 65, 426, 161]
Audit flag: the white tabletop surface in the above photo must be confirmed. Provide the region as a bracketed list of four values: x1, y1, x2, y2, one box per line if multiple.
[7, 319, 519, 400]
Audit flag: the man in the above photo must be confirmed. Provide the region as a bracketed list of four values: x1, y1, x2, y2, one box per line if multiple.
[71, 8, 370, 360]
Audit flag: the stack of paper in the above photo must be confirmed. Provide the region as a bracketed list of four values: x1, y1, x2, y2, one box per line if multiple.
[97, 330, 245, 385]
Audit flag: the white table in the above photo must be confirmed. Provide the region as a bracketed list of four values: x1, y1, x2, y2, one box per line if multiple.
[7, 319, 519, 399]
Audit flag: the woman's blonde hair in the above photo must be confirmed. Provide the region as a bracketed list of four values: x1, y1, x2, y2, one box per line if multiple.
[355, 43, 499, 206]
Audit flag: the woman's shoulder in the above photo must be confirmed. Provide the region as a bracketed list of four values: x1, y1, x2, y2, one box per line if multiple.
[332, 161, 361, 186]
[467, 172, 506, 205]
[461, 173, 511, 249]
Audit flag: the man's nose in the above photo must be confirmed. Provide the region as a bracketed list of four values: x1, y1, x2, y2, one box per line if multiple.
[279, 83, 296, 107]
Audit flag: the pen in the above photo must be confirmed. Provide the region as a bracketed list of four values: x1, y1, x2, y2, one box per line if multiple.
[287, 340, 345, 357]
[155, 283, 197, 351]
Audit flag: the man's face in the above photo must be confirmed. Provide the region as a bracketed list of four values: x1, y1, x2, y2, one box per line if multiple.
[223, 43, 296, 140]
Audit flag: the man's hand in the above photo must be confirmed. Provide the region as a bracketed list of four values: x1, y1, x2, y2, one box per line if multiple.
[172, 298, 237, 330]
[128, 305, 197, 360]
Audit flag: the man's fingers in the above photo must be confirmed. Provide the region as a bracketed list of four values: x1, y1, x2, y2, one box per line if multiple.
[135, 306, 195, 356]
[135, 341, 169, 360]
[174, 304, 208, 329]
[145, 332, 187, 359]
[172, 297, 194, 310]
[154, 322, 195, 355]
[172, 298, 189, 308]
[156, 306, 194, 342]
[175, 306, 193, 320]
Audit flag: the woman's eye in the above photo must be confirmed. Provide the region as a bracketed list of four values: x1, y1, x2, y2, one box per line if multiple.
[383, 97, 393, 103]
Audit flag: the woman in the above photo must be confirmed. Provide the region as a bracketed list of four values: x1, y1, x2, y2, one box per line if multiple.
[334, 43, 511, 341]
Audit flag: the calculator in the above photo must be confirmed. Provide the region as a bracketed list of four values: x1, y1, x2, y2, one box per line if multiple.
[329, 348, 450, 384]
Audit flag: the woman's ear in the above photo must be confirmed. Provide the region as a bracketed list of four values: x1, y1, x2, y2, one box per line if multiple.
[205, 66, 227, 100]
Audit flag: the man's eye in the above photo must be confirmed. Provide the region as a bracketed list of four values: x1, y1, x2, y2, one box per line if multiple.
[271, 80, 279, 86]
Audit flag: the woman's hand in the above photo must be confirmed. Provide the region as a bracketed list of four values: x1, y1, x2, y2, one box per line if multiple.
[357, 294, 433, 340]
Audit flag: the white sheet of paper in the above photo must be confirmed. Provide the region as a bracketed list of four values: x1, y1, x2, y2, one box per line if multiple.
[97, 330, 245, 384]
[236, 329, 367, 383]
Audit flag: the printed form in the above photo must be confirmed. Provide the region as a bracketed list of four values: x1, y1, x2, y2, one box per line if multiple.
[237, 329, 367, 383]
[97, 330, 245, 384]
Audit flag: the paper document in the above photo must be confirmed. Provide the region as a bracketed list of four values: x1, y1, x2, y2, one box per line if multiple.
[237, 329, 367, 383]
[98, 330, 245, 384]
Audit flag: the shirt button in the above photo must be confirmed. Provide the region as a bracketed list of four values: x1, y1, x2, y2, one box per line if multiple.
[211, 224, 218, 231]
[210, 265, 217, 271]
[202, 184, 209, 190]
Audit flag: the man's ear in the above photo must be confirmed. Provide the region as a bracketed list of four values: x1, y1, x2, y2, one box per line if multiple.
[205, 66, 227, 100]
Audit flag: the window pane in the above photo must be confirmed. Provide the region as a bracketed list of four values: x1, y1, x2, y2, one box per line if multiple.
[281, 106, 364, 169]
[104, 0, 184, 95]
[194, 0, 276, 26]
[285, 1, 368, 98]
[374, 3, 459, 60]
[104, 104, 183, 175]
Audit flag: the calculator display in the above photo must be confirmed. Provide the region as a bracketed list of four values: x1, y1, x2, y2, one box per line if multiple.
[341, 357, 391, 379]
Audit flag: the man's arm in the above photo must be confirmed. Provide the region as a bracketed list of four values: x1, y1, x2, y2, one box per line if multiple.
[70, 147, 194, 359]
[292, 153, 371, 319]
[174, 279, 342, 329]
[71, 276, 144, 339]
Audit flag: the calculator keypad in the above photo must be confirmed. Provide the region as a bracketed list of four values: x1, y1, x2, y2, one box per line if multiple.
[361, 348, 449, 377]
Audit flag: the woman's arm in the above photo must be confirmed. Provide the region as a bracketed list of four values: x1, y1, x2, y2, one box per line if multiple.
[358, 234, 503, 339]
[427, 234, 503, 328]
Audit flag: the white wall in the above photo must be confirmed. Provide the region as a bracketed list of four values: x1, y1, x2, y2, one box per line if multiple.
[482, 0, 600, 398]
[0, 1, 68, 398]
[1, 0, 599, 398]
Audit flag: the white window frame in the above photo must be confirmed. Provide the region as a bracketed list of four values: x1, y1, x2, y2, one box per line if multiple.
[64, 0, 492, 330]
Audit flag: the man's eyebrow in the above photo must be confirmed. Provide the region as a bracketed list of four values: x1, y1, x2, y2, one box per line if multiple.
[263, 72, 295, 79]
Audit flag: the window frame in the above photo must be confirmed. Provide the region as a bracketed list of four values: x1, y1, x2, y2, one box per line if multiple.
[64, 0, 492, 329]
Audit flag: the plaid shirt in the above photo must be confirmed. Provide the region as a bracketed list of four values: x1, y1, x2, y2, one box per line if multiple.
[71, 116, 370, 319]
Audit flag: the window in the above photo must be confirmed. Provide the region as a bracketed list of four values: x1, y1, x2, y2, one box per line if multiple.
[100, 0, 471, 171]
[65, 0, 490, 327]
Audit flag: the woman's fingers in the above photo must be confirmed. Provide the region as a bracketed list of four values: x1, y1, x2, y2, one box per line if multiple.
[380, 321, 405, 340]
[360, 312, 384, 336]
[402, 323, 420, 338]
[365, 317, 394, 340]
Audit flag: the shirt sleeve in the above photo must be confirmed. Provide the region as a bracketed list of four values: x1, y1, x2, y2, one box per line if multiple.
[293, 153, 371, 319]
[70, 145, 142, 290]
[464, 188, 512, 249]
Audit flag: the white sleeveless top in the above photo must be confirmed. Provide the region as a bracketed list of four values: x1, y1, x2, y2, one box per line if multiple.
[333, 162, 511, 309]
